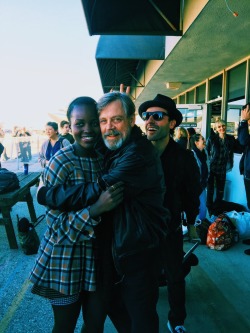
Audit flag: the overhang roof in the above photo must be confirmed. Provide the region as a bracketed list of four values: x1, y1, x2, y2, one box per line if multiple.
[95, 35, 165, 93]
[81, 0, 182, 36]
[81, 0, 250, 110]
[134, 0, 250, 109]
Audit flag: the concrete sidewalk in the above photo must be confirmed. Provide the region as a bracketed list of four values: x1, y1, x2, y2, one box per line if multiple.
[0, 157, 250, 332]
[1, 207, 250, 333]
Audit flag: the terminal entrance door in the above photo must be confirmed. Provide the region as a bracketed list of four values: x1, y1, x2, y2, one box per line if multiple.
[176, 103, 207, 137]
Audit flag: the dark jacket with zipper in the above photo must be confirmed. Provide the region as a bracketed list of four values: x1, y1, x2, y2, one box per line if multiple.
[38, 125, 170, 274]
[161, 137, 202, 231]
[238, 120, 250, 178]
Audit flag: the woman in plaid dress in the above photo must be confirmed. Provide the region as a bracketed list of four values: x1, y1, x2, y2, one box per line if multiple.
[29, 97, 123, 333]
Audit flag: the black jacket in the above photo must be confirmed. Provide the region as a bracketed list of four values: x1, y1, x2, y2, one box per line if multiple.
[206, 133, 242, 173]
[38, 125, 170, 274]
[161, 138, 202, 231]
[238, 120, 250, 178]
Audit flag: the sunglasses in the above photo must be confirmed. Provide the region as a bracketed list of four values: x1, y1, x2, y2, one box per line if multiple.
[141, 111, 169, 121]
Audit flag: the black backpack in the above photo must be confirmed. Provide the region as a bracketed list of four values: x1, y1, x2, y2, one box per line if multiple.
[0, 168, 20, 194]
[17, 216, 40, 255]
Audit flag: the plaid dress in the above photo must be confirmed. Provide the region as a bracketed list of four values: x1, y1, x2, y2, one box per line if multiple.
[29, 145, 103, 297]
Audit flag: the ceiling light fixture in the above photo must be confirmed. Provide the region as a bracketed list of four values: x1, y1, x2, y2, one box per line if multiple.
[166, 82, 182, 90]
[224, 0, 238, 17]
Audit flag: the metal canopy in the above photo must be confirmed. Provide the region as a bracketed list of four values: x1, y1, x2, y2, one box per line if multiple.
[96, 35, 165, 93]
[81, 0, 182, 36]
[82, 0, 250, 106]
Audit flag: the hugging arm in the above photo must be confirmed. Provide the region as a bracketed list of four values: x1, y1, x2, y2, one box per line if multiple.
[37, 182, 101, 211]
[37, 181, 124, 215]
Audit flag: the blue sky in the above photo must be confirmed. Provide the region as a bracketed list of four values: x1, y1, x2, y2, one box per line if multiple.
[0, 1, 103, 129]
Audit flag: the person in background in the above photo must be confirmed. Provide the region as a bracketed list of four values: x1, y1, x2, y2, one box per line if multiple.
[0, 127, 10, 161]
[138, 94, 201, 333]
[206, 119, 242, 216]
[238, 103, 250, 209]
[30, 96, 124, 333]
[16, 126, 32, 162]
[12, 125, 20, 137]
[0, 127, 5, 138]
[174, 127, 188, 149]
[189, 133, 209, 220]
[186, 127, 196, 150]
[0, 142, 4, 167]
[38, 121, 70, 168]
[11, 125, 21, 159]
[59, 120, 75, 144]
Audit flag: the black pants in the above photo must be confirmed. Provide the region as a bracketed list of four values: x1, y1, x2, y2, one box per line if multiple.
[207, 170, 226, 208]
[163, 228, 186, 327]
[108, 250, 160, 333]
[244, 177, 250, 209]
[51, 290, 107, 333]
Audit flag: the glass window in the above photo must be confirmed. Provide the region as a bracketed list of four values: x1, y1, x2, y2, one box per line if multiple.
[186, 90, 195, 104]
[209, 74, 223, 100]
[226, 62, 247, 137]
[179, 94, 185, 104]
[227, 62, 246, 102]
[177, 105, 203, 133]
[196, 83, 206, 103]
[226, 99, 246, 136]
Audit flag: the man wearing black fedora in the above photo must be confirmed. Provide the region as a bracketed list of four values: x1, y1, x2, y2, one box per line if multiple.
[139, 94, 202, 333]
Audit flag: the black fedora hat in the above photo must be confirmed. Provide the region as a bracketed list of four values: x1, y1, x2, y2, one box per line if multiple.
[138, 94, 183, 127]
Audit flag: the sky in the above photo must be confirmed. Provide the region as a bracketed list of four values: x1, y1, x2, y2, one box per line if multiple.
[0, 0, 103, 130]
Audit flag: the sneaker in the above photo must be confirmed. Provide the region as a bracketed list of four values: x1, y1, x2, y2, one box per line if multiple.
[167, 321, 186, 333]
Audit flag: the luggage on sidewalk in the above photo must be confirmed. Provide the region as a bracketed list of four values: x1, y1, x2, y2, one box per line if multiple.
[206, 213, 236, 251]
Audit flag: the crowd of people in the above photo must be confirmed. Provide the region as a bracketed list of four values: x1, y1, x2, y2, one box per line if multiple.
[173, 119, 244, 220]
[0, 120, 75, 166]
[29, 89, 250, 333]
[0, 126, 32, 163]
[2, 86, 249, 333]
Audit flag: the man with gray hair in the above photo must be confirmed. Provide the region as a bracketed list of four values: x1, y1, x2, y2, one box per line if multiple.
[94, 91, 169, 333]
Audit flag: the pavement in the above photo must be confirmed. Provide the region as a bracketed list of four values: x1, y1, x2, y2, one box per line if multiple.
[1, 157, 250, 332]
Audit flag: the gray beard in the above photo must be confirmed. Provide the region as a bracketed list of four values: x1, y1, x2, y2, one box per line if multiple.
[103, 137, 124, 150]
